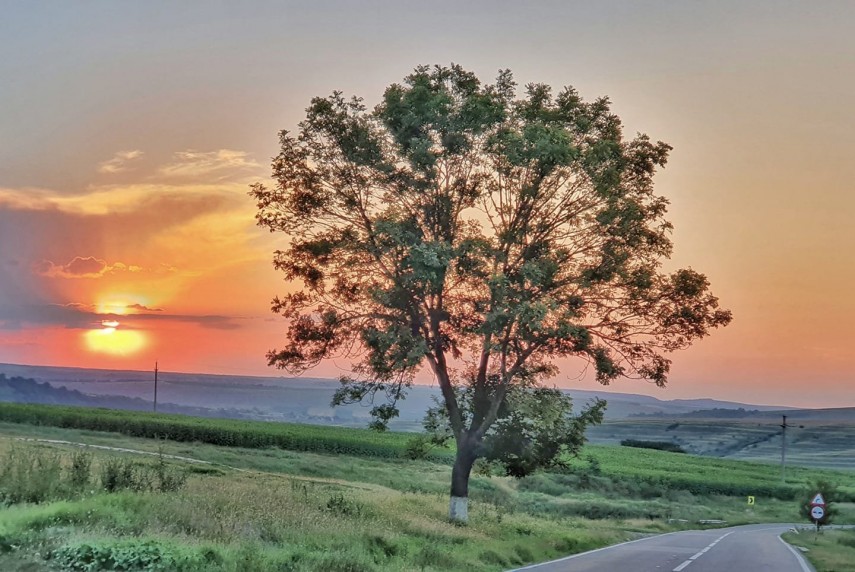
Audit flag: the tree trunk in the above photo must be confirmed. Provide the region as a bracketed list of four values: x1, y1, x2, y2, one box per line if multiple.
[449, 438, 477, 523]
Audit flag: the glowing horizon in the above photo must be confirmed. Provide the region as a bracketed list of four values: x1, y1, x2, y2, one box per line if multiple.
[3, 2, 855, 408]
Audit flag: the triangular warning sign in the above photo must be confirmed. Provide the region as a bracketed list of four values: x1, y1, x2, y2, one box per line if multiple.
[811, 493, 826, 505]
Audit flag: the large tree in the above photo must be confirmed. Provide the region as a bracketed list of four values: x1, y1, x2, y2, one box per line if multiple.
[251, 64, 731, 522]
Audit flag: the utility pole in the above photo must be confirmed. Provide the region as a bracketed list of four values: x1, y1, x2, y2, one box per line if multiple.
[780, 414, 790, 483]
[154, 361, 158, 413]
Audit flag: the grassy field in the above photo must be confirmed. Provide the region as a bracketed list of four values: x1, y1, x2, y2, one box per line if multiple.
[1, 404, 855, 571]
[782, 527, 855, 572]
[589, 419, 855, 470]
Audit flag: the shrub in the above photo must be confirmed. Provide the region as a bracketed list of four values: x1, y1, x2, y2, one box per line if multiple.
[799, 478, 839, 525]
[101, 458, 139, 493]
[404, 434, 431, 460]
[0, 446, 65, 505]
[414, 545, 457, 570]
[100, 456, 187, 494]
[837, 531, 855, 549]
[365, 534, 399, 562]
[312, 552, 377, 572]
[52, 540, 200, 572]
[154, 448, 187, 493]
[68, 449, 93, 488]
[325, 493, 364, 518]
[479, 549, 508, 566]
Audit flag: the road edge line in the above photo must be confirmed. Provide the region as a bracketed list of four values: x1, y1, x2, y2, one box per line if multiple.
[506, 530, 685, 571]
[778, 534, 814, 572]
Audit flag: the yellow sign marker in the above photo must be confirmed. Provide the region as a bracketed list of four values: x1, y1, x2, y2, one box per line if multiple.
[747, 496, 755, 505]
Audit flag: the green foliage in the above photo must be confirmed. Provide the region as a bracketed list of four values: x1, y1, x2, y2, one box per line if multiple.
[53, 540, 201, 572]
[69, 449, 93, 487]
[404, 434, 433, 460]
[101, 458, 138, 492]
[100, 455, 186, 494]
[424, 387, 606, 478]
[0, 446, 65, 505]
[413, 545, 458, 570]
[252, 64, 730, 516]
[799, 479, 839, 525]
[484, 391, 606, 477]
[252, 63, 729, 414]
[326, 492, 366, 518]
[554, 445, 855, 502]
[4, 427, 855, 572]
[782, 529, 855, 572]
[0, 441, 186, 504]
[620, 439, 686, 453]
[0, 446, 107, 506]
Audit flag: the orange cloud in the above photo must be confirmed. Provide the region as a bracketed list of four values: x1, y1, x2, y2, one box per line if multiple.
[0, 147, 273, 365]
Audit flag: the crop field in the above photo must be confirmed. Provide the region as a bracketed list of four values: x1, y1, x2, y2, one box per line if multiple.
[0, 402, 452, 461]
[1, 403, 855, 571]
[575, 444, 855, 500]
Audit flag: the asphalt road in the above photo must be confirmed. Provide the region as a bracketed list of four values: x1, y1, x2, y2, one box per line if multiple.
[511, 524, 814, 572]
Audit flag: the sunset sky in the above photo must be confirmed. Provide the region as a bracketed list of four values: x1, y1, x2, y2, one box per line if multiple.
[2, 1, 855, 408]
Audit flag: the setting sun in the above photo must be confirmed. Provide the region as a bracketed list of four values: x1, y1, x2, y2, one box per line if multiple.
[84, 323, 147, 356]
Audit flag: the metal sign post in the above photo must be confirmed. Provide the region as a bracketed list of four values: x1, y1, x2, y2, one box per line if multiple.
[809, 492, 827, 533]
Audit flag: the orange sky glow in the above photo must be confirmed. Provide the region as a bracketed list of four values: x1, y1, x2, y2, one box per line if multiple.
[2, 2, 854, 408]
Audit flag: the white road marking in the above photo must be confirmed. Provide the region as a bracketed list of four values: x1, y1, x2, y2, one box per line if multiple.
[508, 531, 685, 571]
[778, 536, 813, 572]
[672, 531, 732, 571]
[509, 524, 820, 572]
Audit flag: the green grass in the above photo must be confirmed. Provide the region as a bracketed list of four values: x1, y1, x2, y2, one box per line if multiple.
[782, 527, 855, 572]
[0, 402, 451, 461]
[575, 444, 855, 501]
[591, 420, 855, 470]
[0, 435, 635, 571]
[2, 404, 855, 570]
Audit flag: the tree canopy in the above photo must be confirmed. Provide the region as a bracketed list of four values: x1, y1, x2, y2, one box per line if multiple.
[251, 64, 731, 521]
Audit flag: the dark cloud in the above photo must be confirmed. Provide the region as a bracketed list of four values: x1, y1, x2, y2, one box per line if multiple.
[0, 303, 239, 331]
[126, 303, 163, 312]
[36, 256, 107, 278]
[66, 256, 106, 275]
[0, 303, 95, 330]
[133, 313, 242, 330]
[35, 256, 152, 279]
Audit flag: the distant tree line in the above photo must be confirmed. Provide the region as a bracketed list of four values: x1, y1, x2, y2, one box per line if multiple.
[630, 407, 760, 419]
[620, 439, 686, 453]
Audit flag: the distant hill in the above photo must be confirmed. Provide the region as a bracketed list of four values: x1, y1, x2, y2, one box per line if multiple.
[0, 362, 798, 427]
[4, 363, 855, 469]
[0, 373, 264, 421]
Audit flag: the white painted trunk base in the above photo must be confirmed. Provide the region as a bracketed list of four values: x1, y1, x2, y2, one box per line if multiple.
[449, 495, 469, 522]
